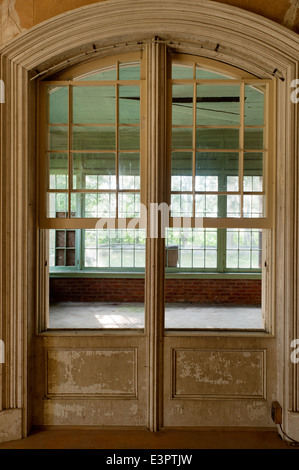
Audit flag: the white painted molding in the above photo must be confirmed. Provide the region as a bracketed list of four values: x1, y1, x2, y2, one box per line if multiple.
[145, 40, 167, 431]
[0, 0, 298, 439]
[0, 0, 298, 73]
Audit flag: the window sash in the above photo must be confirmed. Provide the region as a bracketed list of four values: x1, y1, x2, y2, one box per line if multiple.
[49, 228, 262, 274]
[167, 61, 274, 229]
[39, 54, 274, 231]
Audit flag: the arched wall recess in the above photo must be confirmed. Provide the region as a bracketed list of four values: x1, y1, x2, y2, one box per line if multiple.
[0, 0, 298, 441]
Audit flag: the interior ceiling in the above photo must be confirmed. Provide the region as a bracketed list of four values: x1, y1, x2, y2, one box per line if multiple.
[0, 0, 298, 47]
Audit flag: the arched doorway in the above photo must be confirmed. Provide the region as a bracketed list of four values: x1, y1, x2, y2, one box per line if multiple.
[0, 0, 298, 439]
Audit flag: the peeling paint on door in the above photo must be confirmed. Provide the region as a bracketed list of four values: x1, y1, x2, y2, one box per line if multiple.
[173, 349, 265, 398]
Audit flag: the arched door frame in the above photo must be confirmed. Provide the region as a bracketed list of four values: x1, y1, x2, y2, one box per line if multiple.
[0, 0, 298, 441]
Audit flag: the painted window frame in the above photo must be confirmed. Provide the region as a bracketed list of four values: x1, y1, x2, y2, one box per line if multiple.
[43, 52, 272, 282]
[49, 227, 262, 277]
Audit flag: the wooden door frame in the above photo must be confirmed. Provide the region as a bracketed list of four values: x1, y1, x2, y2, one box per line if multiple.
[0, 0, 299, 441]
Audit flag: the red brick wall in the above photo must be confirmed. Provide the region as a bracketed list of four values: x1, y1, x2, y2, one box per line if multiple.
[165, 279, 261, 304]
[50, 277, 261, 304]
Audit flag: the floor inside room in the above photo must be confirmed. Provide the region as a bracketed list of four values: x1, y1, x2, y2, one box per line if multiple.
[49, 302, 263, 330]
[0, 428, 296, 449]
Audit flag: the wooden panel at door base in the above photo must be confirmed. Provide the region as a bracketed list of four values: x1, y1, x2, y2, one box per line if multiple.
[46, 349, 137, 398]
[172, 349, 266, 399]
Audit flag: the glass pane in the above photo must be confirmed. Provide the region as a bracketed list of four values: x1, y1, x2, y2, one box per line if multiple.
[226, 250, 238, 268]
[84, 248, 97, 267]
[196, 85, 240, 125]
[72, 126, 115, 150]
[163, 228, 264, 330]
[49, 251, 55, 267]
[122, 248, 134, 267]
[196, 67, 233, 79]
[196, 194, 241, 218]
[119, 86, 140, 124]
[240, 250, 251, 268]
[244, 128, 264, 150]
[85, 229, 97, 248]
[118, 193, 140, 218]
[110, 248, 122, 267]
[49, 126, 68, 150]
[195, 194, 218, 217]
[239, 230, 251, 248]
[165, 228, 218, 269]
[205, 249, 217, 268]
[119, 153, 140, 190]
[55, 230, 65, 247]
[226, 195, 241, 217]
[49, 229, 146, 329]
[49, 153, 68, 189]
[172, 127, 193, 149]
[119, 127, 140, 150]
[76, 66, 117, 81]
[171, 152, 193, 191]
[193, 229, 205, 248]
[252, 229, 261, 249]
[72, 153, 116, 190]
[172, 85, 193, 126]
[227, 176, 239, 191]
[243, 195, 264, 218]
[172, 64, 193, 79]
[73, 86, 115, 124]
[193, 249, 204, 268]
[251, 250, 260, 269]
[119, 62, 140, 80]
[195, 175, 218, 192]
[84, 229, 146, 268]
[66, 230, 76, 247]
[171, 194, 193, 218]
[195, 152, 239, 192]
[180, 248, 192, 268]
[164, 227, 262, 329]
[196, 128, 239, 149]
[71, 193, 116, 218]
[226, 229, 262, 270]
[243, 152, 263, 191]
[48, 86, 68, 124]
[226, 230, 238, 249]
[135, 249, 146, 268]
[48, 193, 68, 218]
[66, 249, 75, 266]
[55, 249, 65, 266]
[245, 85, 265, 126]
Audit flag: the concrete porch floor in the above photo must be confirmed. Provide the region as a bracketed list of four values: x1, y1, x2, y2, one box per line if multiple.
[49, 302, 263, 329]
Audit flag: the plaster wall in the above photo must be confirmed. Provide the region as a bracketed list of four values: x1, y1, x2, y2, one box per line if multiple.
[0, 0, 299, 47]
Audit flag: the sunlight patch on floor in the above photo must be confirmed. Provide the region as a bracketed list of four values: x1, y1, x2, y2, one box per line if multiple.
[49, 301, 263, 329]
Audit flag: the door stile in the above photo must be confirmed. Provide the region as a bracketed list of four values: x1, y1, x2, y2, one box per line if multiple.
[145, 39, 167, 432]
